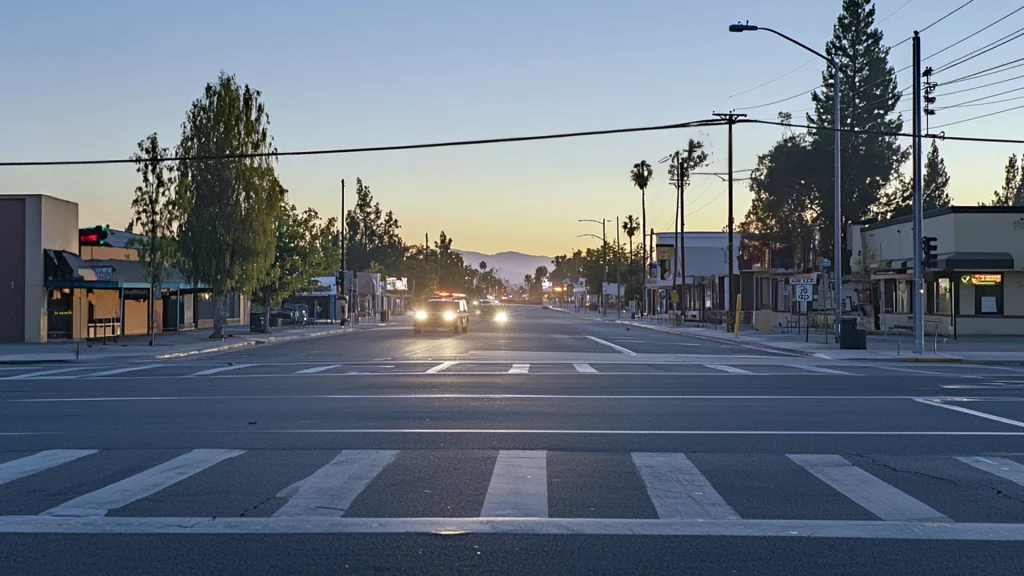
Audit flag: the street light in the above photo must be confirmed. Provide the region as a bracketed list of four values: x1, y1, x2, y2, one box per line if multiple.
[729, 21, 843, 343]
[578, 218, 608, 315]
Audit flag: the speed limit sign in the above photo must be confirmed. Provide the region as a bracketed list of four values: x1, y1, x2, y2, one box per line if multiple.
[795, 284, 813, 302]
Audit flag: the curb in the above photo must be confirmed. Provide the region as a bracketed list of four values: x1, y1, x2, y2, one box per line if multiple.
[613, 320, 815, 358]
[154, 327, 349, 359]
[901, 357, 964, 364]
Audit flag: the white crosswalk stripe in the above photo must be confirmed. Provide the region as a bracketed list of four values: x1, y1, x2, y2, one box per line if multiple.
[42, 449, 245, 517]
[787, 454, 948, 522]
[508, 364, 530, 374]
[481, 450, 548, 518]
[956, 456, 1024, 486]
[573, 363, 598, 373]
[704, 364, 753, 375]
[274, 450, 398, 518]
[294, 365, 342, 375]
[0, 450, 97, 486]
[797, 365, 854, 375]
[85, 365, 160, 378]
[189, 365, 256, 377]
[633, 452, 738, 520]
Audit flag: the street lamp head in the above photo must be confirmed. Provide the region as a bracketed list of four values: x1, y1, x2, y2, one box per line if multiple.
[729, 22, 758, 33]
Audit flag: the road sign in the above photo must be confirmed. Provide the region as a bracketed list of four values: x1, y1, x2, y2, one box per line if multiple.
[788, 277, 816, 285]
[794, 284, 813, 302]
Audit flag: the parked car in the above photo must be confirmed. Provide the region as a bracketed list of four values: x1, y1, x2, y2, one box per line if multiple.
[283, 303, 310, 325]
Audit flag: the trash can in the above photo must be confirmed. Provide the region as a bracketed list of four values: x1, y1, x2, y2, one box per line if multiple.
[839, 316, 867, 350]
[380, 310, 389, 323]
[250, 311, 265, 332]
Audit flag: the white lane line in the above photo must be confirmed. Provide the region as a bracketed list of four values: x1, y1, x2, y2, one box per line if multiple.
[481, 450, 548, 518]
[189, 364, 255, 377]
[572, 363, 598, 373]
[42, 449, 245, 518]
[912, 398, 1024, 429]
[879, 366, 983, 378]
[633, 453, 738, 520]
[294, 365, 342, 375]
[1, 367, 87, 380]
[425, 361, 458, 374]
[273, 450, 398, 518]
[957, 456, 1024, 486]
[6, 516, 1024, 538]
[84, 365, 160, 378]
[272, 429, 1024, 436]
[585, 336, 637, 356]
[704, 364, 753, 374]
[0, 450, 98, 486]
[798, 365, 854, 376]
[508, 364, 530, 374]
[787, 454, 947, 522]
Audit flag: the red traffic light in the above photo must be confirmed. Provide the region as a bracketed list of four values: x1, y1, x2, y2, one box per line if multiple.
[79, 226, 109, 247]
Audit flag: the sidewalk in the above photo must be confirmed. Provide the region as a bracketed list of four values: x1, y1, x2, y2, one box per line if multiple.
[562, 307, 1024, 364]
[0, 317, 401, 364]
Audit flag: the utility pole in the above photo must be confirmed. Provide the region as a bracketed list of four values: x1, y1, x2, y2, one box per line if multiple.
[602, 218, 608, 316]
[912, 31, 925, 354]
[616, 216, 622, 319]
[713, 111, 747, 325]
[340, 179, 347, 325]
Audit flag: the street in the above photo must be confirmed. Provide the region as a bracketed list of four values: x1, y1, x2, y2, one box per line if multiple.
[3, 306, 1024, 575]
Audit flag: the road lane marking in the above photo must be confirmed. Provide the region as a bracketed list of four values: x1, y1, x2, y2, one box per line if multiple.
[41, 449, 245, 518]
[704, 364, 753, 374]
[84, 365, 159, 378]
[294, 365, 342, 374]
[957, 456, 1024, 486]
[271, 429, 1024, 436]
[880, 366, 984, 379]
[633, 453, 738, 520]
[585, 336, 637, 356]
[508, 364, 530, 374]
[797, 365, 854, 375]
[481, 450, 548, 518]
[0, 450, 97, 486]
[189, 364, 255, 377]
[572, 363, 598, 373]
[912, 398, 1024, 429]
[425, 361, 458, 374]
[7, 516, 1023, 539]
[787, 454, 948, 522]
[1, 367, 86, 380]
[273, 450, 398, 518]
[9, 394, 978, 402]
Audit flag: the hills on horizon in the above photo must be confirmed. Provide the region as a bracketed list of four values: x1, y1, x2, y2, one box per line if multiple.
[455, 250, 553, 286]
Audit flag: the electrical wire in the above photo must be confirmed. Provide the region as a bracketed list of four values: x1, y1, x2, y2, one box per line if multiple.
[934, 26, 1024, 73]
[939, 72, 1024, 96]
[937, 92, 1024, 108]
[920, 0, 977, 33]
[0, 118, 727, 167]
[929, 102, 1024, 128]
[925, 5, 1024, 61]
[940, 83, 1024, 107]
[740, 117, 1024, 144]
[941, 57, 1024, 84]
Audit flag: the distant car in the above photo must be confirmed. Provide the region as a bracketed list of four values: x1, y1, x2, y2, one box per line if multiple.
[283, 303, 310, 325]
[413, 297, 470, 334]
[479, 299, 508, 322]
[542, 302, 552, 309]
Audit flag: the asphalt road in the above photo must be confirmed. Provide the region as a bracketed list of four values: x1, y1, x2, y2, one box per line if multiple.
[3, 305, 1024, 575]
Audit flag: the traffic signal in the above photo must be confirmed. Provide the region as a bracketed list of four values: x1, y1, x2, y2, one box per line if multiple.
[78, 225, 109, 247]
[922, 236, 938, 269]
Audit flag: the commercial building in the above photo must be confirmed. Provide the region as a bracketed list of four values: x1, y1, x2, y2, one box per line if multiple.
[645, 231, 743, 320]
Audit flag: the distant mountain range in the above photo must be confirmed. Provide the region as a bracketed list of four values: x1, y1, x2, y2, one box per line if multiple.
[455, 250, 553, 286]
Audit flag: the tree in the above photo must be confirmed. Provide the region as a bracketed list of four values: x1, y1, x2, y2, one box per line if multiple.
[128, 133, 177, 346]
[621, 215, 639, 268]
[630, 162, 653, 266]
[986, 154, 1024, 206]
[877, 141, 952, 218]
[666, 139, 710, 307]
[345, 178, 405, 273]
[176, 72, 281, 338]
[807, 0, 907, 251]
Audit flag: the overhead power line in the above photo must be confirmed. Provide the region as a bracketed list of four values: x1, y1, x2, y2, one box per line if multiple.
[939, 72, 1024, 97]
[934, 26, 1024, 73]
[938, 92, 1024, 108]
[0, 118, 726, 168]
[926, 5, 1024, 61]
[930, 102, 1024, 129]
[941, 57, 1024, 84]
[740, 117, 1024, 144]
[919, 0, 977, 33]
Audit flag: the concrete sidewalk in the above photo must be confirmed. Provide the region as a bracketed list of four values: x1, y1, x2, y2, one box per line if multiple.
[0, 317, 401, 364]
[556, 306, 1024, 364]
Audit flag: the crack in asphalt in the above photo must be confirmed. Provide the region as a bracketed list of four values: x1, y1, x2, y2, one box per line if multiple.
[865, 457, 959, 486]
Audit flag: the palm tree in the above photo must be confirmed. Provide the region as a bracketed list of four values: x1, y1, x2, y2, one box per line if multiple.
[630, 161, 653, 315]
[479, 261, 487, 271]
[621, 214, 639, 267]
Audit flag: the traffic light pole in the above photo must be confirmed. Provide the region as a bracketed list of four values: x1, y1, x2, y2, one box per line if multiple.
[912, 32, 925, 354]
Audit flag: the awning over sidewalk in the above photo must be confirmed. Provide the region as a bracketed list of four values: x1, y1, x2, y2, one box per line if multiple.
[44, 250, 209, 291]
[938, 252, 1014, 271]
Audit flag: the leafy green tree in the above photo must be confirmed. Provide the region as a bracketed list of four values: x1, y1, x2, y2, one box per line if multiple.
[345, 178, 405, 272]
[176, 72, 281, 338]
[806, 0, 908, 250]
[128, 133, 177, 346]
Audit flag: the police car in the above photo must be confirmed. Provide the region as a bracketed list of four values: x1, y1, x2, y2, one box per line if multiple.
[413, 293, 470, 335]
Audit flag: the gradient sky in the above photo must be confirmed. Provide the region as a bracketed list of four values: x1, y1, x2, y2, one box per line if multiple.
[2, 0, 1022, 256]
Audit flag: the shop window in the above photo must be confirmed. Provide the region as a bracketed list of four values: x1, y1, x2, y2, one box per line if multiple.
[759, 278, 772, 309]
[893, 280, 909, 314]
[973, 275, 1003, 315]
[933, 278, 951, 315]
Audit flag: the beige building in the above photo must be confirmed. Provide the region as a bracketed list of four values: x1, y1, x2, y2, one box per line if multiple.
[0, 194, 79, 343]
[851, 206, 1024, 336]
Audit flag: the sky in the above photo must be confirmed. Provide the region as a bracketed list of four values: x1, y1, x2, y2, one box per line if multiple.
[1, 0, 1022, 256]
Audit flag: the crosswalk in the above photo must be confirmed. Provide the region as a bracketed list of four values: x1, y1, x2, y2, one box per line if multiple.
[2, 447, 1024, 537]
[0, 361, 1007, 380]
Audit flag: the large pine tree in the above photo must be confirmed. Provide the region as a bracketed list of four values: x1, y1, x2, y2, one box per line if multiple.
[807, 0, 907, 245]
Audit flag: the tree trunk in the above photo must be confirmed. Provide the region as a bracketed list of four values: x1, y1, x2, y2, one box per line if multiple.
[210, 294, 225, 339]
[641, 190, 647, 317]
[149, 282, 161, 346]
[262, 291, 273, 334]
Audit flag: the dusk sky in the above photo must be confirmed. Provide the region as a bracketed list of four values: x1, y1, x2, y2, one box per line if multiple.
[1, 0, 1021, 255]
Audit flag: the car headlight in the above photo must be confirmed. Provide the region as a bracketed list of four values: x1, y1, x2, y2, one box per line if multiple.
[495, 311, 508, 322]
[443, 311, 456, 321]
[415, 311, 427, 320]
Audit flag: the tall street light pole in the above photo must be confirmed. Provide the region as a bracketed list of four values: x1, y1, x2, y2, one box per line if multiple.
[579, 219, 608, 315]
[729, 22, 842, 343]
